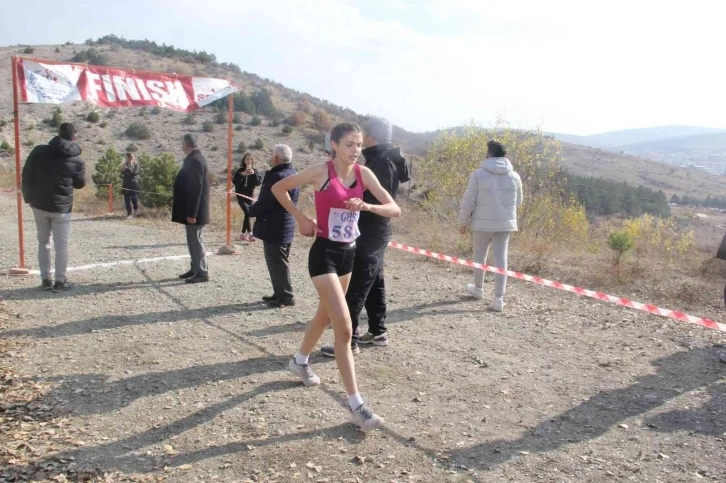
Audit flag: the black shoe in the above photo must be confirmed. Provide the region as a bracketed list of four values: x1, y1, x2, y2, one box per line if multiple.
[52, 281, 73, 292]
[267, 298, 295, 307]
[185, 274, 209, 284]
[179, 270, 196, 279]
[321, 340, 360, 357]
[40, 280, 53, 291]
[262, 294, 279, 302]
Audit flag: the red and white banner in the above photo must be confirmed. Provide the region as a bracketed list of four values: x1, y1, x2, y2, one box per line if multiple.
[13, 57, 238, 112]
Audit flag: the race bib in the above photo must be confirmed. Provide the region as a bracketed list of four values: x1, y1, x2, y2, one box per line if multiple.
[328, 208, 360, 242]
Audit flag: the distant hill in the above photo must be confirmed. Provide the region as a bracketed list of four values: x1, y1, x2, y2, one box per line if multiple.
[550, 125, 726, 148]
[1, 36, 725, 201]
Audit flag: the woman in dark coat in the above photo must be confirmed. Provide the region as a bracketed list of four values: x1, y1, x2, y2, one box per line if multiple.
[232, 153, 262, 241]
[120, 152, 140, 219]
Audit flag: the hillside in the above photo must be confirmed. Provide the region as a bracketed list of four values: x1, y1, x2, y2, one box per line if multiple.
[551, 125, 726, 148]
[1, 38, 725, 200]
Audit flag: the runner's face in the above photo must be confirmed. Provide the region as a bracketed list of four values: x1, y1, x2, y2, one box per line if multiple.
[333, 132, 363, 165]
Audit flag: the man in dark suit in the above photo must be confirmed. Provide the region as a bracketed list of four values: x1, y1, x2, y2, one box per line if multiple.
[248, 144, 299, 307]
[172, 133, 210, 284]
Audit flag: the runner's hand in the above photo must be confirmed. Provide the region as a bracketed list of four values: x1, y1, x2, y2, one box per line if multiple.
[344, 198, 369, 212]
[298, 217, 317, 237]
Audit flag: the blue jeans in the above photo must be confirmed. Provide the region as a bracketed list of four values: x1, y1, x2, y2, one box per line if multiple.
[124, 193, 138, 215]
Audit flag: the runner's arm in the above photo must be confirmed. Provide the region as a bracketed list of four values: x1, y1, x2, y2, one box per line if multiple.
[348, 166, 400, 218]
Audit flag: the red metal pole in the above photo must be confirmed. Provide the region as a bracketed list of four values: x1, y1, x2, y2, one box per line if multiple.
[108, 184, 113, 214]
[11, 56, 28, 274]
[226, 93, 233, 247]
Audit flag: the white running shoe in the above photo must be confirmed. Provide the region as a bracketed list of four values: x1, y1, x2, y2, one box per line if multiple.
[288, 358, 321, 386]
[466, 283, 483, 300]
[350, 403, 384, 431]
[488, 298, 505, 312]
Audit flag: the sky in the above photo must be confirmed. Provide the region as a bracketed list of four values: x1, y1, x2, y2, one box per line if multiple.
[2, 0, 725, 135]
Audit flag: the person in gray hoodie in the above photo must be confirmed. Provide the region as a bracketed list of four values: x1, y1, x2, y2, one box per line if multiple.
[458, 140, 523, 312]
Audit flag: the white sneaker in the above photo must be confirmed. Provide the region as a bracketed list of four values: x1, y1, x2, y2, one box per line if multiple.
[126, 214, 133, 220]
[288, 358, 321, 386]
[350, 403, 384, 431]
[465, 283, 483, 300]
[488, 298, 505, 312]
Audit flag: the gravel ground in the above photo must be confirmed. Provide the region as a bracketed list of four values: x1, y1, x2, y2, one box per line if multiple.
[1, 195, 726, 483]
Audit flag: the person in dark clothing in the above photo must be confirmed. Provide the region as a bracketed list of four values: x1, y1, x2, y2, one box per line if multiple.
[21, 122, 86, 292]
[232, 153, 262, 242]
[172, 133, 210, 284]
[248, 144, 300, 307]
[120, 152, 140, 219]
[321, 117, 409, 357]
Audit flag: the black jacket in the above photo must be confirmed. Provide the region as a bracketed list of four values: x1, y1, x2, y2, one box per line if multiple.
[21, 136, 86, 213]
[172, 149, 210, 225]
[232, 167, 262, 202]
[120, 163, 140, 192]
[248, 163, 299, 245]
[359, 143, 410, 235]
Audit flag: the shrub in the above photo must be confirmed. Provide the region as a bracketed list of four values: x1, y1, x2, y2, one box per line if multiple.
[249, 138, 264, 150]
[106, 109, 116, 119]
[215, 112, 227, 124]
[138, 153, 179, 208]
[312, 110, 332, 132]
[0, 120, 6, 128]
[22, 47, 34, 54]
[91, 147, 124, 198]
[282, 125, 293, 135]
[608, 231, 634, 283]
[126, 143, 138, 153]
[211, 146, 219, 151]
[71, 48, 108, 66]
[289, 111, 306, 127]
[1, 141, 12, 152]
[235, 125, 243, 131]
[125, 122, 151, 140]
[86, 111, 100, 123]
[249, 116, 262, 126]
[308, 140, 315, 151]
[151, 106, 162, 115]
[99, 121, 108, 128]
[270, 118, 281, 127]
[202, 121, 214, 133]
[54, 47, 61, 53]
[139, 106, 147, 116]
[48, 110, 63, 127]
[184, 113, 196, 125]
[238, 142, 246, 153]
[232, 113, 241, 124]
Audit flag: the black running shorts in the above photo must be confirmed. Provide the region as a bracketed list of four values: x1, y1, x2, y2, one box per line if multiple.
[308, 237, 356, 278]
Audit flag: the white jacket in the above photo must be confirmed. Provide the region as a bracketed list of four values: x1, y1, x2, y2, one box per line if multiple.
[458, 157, 523, 232]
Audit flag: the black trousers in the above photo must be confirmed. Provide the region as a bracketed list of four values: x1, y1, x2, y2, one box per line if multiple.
[346, 231, 390, 338]
[263, 241, 294, 301]
[238, 200, 252, 234]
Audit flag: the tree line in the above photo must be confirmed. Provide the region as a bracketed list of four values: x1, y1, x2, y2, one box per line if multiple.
[564, 174, 671, 218]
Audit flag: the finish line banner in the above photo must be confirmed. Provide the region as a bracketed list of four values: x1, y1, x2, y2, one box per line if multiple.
[13, 57, 238, 112]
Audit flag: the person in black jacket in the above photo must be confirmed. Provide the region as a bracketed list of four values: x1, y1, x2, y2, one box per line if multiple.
[232, 153, 262, 242]
[21, 122, 86, 292]
[172, 134, 210, 284]
[248, 144, 300, 307]
[321, 117, 409, 356]
[120, 152, 140, 219]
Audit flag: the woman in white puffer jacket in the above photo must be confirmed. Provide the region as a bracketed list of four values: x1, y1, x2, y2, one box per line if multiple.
[458, 140, 523, 312]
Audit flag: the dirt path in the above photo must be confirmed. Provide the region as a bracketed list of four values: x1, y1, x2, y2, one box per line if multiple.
[1, 195, 725, 483]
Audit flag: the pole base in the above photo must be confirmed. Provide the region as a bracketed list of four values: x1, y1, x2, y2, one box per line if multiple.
[217, 245, 240, 255]
[8, 266, 31, 276]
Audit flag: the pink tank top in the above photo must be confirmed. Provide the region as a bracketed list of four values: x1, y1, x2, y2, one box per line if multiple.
[315, 161, 365, 242]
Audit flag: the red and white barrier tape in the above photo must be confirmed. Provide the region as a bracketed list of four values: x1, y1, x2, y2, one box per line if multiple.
[228, 190, 256, 202]
[1, 188, 15, 194]
[387, 241, 726, 332]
